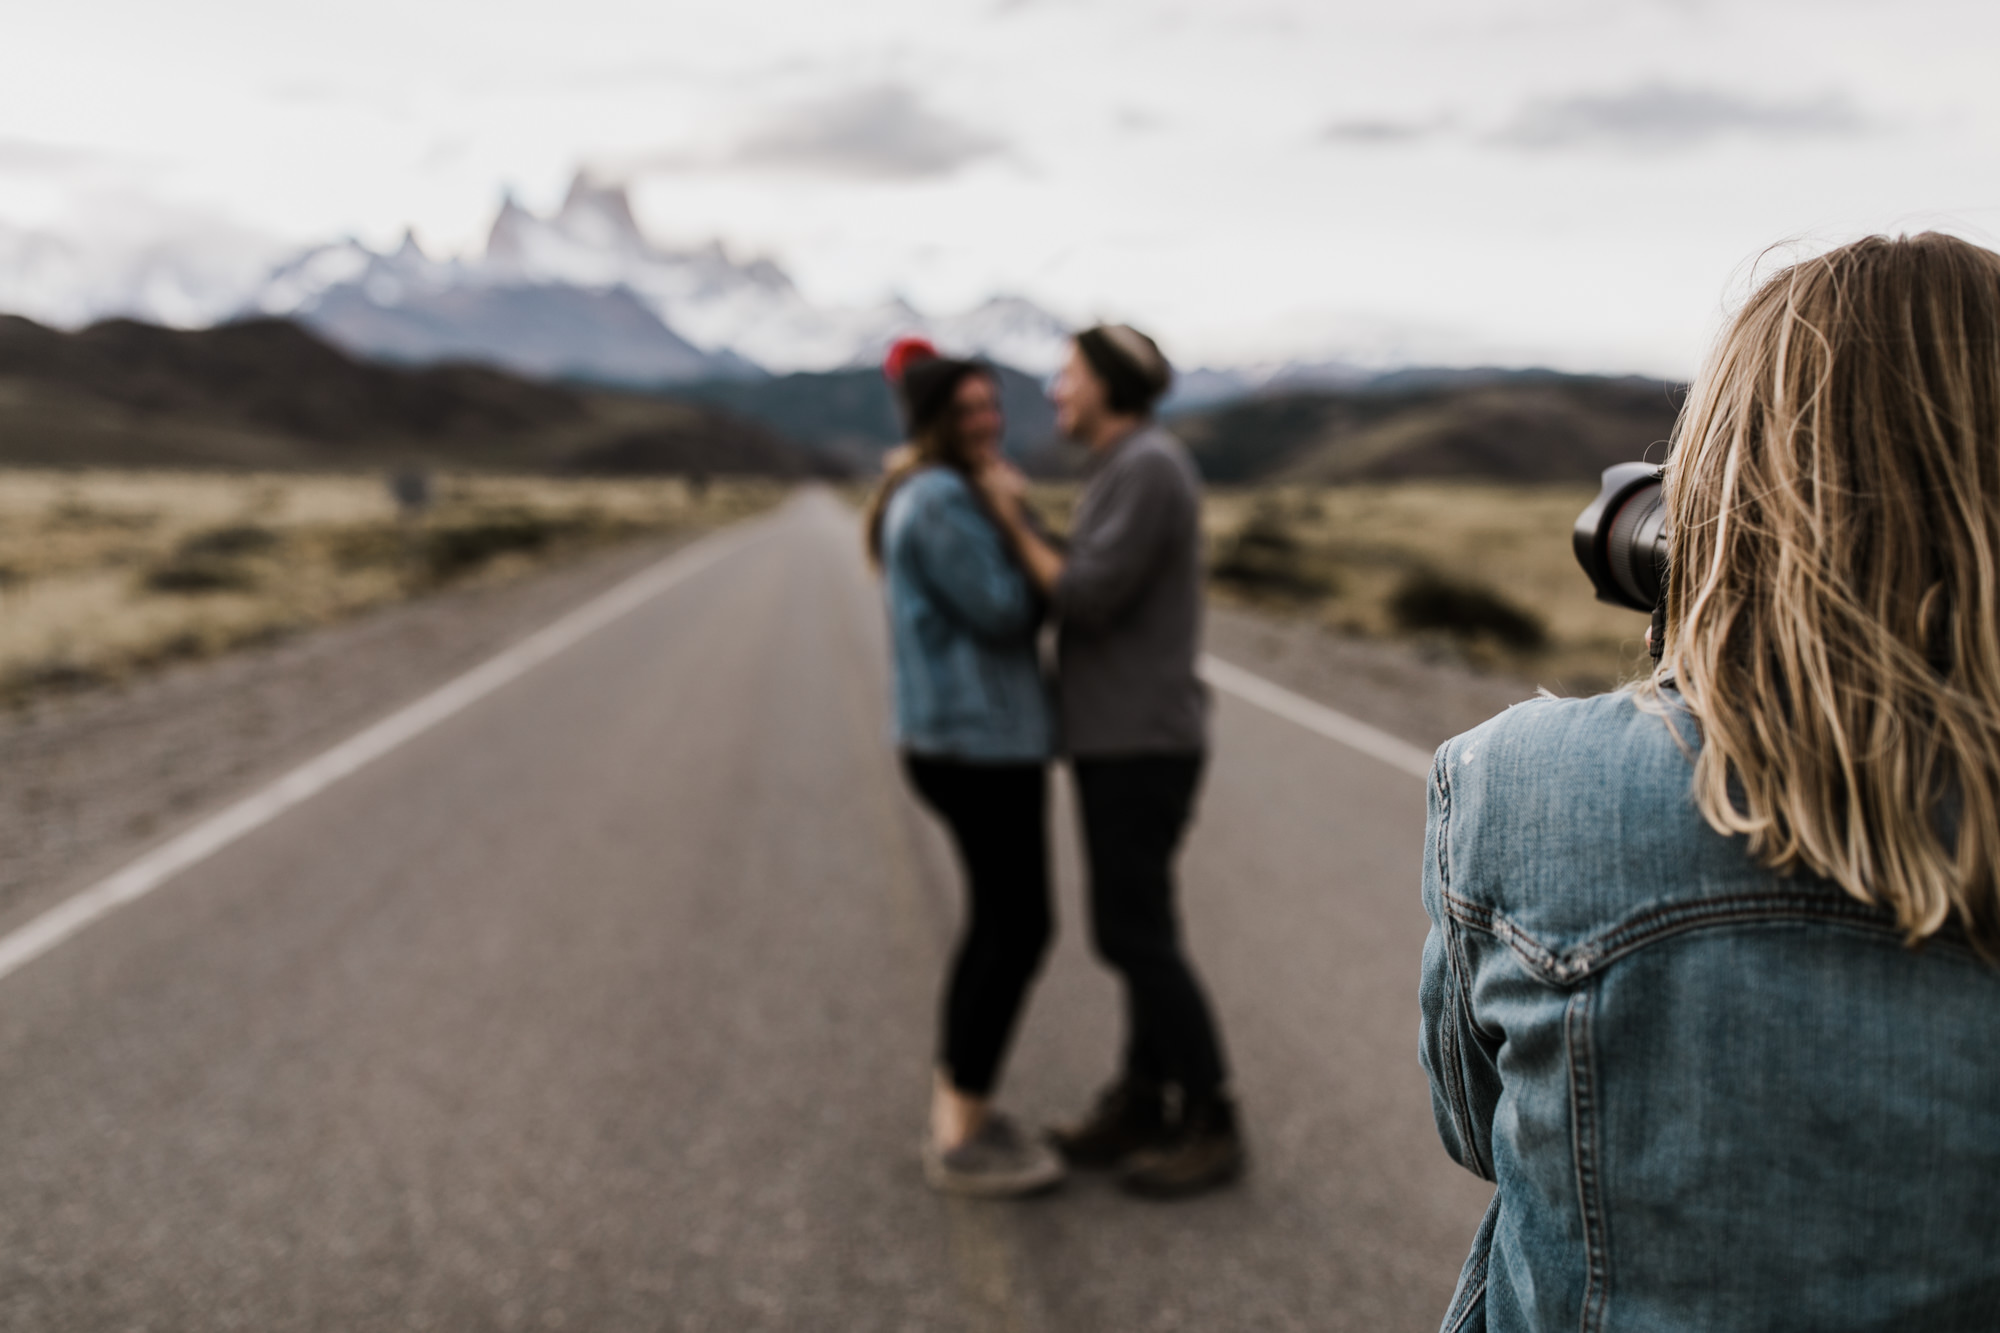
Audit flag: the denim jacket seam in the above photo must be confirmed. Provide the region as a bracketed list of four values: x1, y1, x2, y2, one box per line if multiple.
[1447, 922, 1505, 1087]
[1433, 759, 1489, 1173]
[1441, 1276, 1489, 1333]
[1441, 886, 1974, 987]
[1579, 892, 1955, 966]
[1435, 761, 1507, 1051]
[1441, 891, 1569, 990]
[1432, 757, 1453, 908]
[1441, 1195, 1498, 1333]
[1566, 988, 1611, 1333]
[1436, 953, 1488, 1177]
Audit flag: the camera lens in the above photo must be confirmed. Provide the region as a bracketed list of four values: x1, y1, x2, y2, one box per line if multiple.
[1573, 463, 1668, 613]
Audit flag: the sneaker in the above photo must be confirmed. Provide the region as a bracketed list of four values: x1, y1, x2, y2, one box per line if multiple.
[923, 1112, 1066, 1198]
[1118, 1095, 1245, 1199]
[1046, 1077, 1172, 1169]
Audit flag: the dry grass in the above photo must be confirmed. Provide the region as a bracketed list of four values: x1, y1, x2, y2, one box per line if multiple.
[1025, 481, 1653, 695]
[0, 470, 783, 703]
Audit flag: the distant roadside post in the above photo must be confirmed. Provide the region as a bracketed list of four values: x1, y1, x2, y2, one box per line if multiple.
[389, 469, 434, 518]
[389, 468, 433, 583]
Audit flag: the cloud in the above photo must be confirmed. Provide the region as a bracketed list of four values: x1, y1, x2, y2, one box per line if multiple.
[731, 84, 1005, 180]
[0, 137, 108, 175]
[263, 80, 347, 106]
[419, 136, 475, 173]
[1494, 84, 1869, 151]
[1115, 107, 1168, 134]
[1321, 117, 1447, 147]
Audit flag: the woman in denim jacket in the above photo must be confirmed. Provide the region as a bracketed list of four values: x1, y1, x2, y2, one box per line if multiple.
[865, 341, 1062, 1197]
[1422, 234, 2000, 1331]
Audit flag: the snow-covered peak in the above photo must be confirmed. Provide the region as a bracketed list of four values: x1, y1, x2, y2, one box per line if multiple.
[487, 178, 653, 272]
[448, 172, 1078, 374]
[253, 232, 465, 316]
[483, 193, 539, 266]
[555, 175, 649, 255]
[253, 240, 371, 315]
[478, 175, 800, 312]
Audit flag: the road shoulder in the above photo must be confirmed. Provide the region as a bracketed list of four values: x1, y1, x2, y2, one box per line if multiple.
[1204, 603, 1543, 755]
[0, 532, 708, 934]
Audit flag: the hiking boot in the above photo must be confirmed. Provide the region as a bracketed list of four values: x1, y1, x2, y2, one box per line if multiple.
[1047, 1077, 1172, 1169]
[923, 1112, 1066, 1198]
[1118, 1095, 1245, 1199]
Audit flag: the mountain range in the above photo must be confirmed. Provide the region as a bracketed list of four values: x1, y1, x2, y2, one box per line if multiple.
[0, 176, 1688, 483]
[0, 175, 1076, 388]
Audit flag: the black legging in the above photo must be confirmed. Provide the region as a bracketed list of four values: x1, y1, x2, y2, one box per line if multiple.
[902, 756, 1053, 1097]
[1072, 753, 1229, 1101]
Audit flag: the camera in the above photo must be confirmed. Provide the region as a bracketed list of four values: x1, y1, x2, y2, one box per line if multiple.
[1574, 462, 1668, 613]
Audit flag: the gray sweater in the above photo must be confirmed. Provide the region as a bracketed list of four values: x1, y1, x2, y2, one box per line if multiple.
[1054, 425, 1210, 756]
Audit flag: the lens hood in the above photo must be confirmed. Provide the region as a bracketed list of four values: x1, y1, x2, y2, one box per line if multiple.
[1574, 462, 1668, 612]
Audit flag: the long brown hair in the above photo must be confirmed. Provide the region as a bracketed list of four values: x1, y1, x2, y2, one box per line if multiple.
[1644, 232, 2000, 947]
[863, 365, 998, 565]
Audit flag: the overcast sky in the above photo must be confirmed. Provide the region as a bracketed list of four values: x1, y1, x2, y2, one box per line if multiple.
[4, 0, 1999, 374]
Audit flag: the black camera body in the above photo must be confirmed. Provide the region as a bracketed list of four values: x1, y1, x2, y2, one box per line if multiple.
[1574, 463, 1668, 614]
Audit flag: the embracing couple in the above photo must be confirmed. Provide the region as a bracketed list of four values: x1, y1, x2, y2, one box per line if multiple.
[863, 325, 1241, 1200]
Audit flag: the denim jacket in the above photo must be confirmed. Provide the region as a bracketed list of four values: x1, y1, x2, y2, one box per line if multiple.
[1421, 689, 2000, 1333]
[879, 467, 1052, 762]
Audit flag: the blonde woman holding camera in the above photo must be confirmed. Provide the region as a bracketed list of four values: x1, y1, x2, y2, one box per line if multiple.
[1421, 234, 2000, 1330]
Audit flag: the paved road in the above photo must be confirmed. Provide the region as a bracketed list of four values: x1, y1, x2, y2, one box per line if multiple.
[0, 492, 1492, 1331]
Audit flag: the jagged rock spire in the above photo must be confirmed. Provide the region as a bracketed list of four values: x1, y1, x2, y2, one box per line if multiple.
[484, 188, 539, 262]
[557, 172, 649, 254]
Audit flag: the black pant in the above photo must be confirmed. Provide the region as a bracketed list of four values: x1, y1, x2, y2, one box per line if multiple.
[1072, 753, 1228, 1101]
[903, 756, 1053, 1097]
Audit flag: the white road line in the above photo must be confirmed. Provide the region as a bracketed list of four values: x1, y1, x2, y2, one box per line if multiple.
[0, 519, 769, 986]
[1199, 653, 1435, 780]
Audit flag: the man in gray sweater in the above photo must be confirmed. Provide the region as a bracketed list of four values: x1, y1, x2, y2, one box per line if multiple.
[977, 324, 1242, 1198]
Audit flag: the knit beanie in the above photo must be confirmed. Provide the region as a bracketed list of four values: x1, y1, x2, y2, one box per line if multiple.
[882, 336, 937, 388]
[1075, 324, 1173, 415]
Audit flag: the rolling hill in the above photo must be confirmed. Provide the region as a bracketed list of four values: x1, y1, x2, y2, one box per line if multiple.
[674, 362, 1062, 473]
[0, 315, 835, 477]
[1170, 370, 1685, 485]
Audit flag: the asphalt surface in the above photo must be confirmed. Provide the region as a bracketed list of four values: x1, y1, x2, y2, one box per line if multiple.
[0, 491, 1493, 1332]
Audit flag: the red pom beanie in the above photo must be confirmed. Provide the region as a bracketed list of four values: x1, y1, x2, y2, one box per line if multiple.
[883, 335, 990, 440]
[882, 336, 938, 386]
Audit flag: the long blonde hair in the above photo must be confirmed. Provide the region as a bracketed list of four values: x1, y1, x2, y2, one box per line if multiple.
[1649, 232, 2000, 947]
